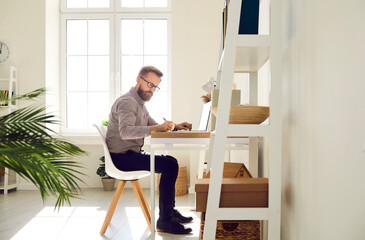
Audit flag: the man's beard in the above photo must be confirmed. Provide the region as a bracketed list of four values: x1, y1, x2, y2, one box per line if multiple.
[137, 86, 153, 101]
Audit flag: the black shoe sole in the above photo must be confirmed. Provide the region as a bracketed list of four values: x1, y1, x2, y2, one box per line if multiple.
[156, 228, 192, 235]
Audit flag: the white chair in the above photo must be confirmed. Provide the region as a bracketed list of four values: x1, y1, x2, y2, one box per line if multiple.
[93, 124, 151, 234]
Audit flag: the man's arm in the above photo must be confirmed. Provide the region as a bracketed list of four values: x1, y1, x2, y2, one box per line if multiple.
[116, 98, 174, 138]
[116, 99, 152, 140]
[147, 115, 158, 126]
[151, 120, 175, 133]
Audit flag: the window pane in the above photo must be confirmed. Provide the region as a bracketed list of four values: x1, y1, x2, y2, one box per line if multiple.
[67, 0, 87, 8]
[88, 56, 109, 91]
[67, 20, 87, 55]
[145, 91, 167, 122]
[145, 0, 167, 7]
[121, 0, 143, 8]
[88, 0, 109, 8]
[121, 56, 143, 91]
[121, 19, 143, 55]
[67, 56, 87, 91]
[144, 19, 167, 55]
[144, 56, 167, 91]
[88, 20, 109, 55]
[67, 92, 87, 128]
[88, 92, 109, 126]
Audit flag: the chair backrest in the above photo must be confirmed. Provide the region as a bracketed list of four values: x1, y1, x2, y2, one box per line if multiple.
[93, 124, 150, 181]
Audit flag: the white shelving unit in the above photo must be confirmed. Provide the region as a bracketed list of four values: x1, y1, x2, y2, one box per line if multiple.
[0, 66, 20, 194]
[203, 0, 282, 239]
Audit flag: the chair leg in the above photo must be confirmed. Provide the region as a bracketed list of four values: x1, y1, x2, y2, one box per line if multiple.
[131, 180, 151, 231]
[100, 180, 127, 235]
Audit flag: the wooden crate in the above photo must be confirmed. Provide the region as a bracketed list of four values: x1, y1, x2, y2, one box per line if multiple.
[195, 178, 268, 212]
[200, 212, 260, 240]
[203, 162, 253, 178]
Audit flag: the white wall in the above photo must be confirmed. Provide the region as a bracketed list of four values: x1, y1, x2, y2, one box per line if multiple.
[0, 0, 47, 188]
[45, 0, 60, 133]
[281, 0, 365, 239]
[171, 0, 223, 125]
[0, 0, 46, 100]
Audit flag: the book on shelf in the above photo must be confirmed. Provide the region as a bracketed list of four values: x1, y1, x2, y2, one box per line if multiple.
[221, 0, 260, 49]
[222, 6, 227, 48]
[238, 0, 259, 34]
[0, 90, 13, 106]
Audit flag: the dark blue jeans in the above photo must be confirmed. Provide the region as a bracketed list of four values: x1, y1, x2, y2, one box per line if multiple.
[110, 151, 178, 220]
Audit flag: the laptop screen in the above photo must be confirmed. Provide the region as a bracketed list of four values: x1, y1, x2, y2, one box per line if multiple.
[198, 102, 211, 131]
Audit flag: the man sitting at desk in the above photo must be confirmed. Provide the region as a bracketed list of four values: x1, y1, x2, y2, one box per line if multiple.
[106, 65, 193, 234]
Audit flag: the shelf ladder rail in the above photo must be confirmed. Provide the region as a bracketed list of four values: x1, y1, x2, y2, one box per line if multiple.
[203, 0, 283, 239]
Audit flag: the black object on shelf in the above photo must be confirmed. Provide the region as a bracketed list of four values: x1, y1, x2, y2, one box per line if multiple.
[239, 0, 260, 34]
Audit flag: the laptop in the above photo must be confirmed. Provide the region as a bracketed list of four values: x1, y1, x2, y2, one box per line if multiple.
[177, 101, 211, 132]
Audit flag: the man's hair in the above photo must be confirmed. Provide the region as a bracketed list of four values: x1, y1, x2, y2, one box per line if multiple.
[138, 65, 163, 78]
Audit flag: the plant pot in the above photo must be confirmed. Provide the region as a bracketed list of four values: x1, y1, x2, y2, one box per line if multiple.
[101, 178, 116, 191]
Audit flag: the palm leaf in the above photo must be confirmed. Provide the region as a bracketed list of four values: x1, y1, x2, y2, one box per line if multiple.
[0, 88, 86, 209]
[0, 88, 45, 105]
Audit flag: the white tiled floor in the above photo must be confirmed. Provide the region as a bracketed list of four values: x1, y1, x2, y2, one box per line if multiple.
[0, 188, 201, 240]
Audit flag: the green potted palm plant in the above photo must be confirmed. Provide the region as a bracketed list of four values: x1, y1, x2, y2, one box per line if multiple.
[96, 156, 115, 191]
[0, 88, 86, 209]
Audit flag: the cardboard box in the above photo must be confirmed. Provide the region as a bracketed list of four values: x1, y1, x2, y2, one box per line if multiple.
[195, 178, 268, 212]
[203, 162, 253, 179]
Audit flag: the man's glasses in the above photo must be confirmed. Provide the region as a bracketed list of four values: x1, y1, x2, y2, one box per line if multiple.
[140, 76, 160, 92]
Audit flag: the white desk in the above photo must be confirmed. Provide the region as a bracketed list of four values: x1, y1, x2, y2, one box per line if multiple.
[149, 131, 255, 237]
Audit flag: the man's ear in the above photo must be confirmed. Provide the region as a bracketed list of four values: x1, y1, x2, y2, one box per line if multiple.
[136, 76, 142, 87]
[134, 76, 141, 89]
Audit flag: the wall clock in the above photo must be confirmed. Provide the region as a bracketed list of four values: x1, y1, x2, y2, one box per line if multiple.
[0, 41, 10, 64]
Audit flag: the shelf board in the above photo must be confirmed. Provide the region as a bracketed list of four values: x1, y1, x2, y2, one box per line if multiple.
[0, 105, 16, 109]
[0, 181, 18, 189]
[235, 35, 270, 47]
[235, 46, 270, 72]
[227, 124, 271, 137]
[218, 45, 270, 73]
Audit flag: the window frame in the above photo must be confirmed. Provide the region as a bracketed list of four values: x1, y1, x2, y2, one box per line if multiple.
[116, 1, 171, 13]
[60, 13, 115, 134]
[59, 0, 171, 13]
[60, 0, 115, 13]
[60, 0, 171, 135]
[115, 12, 172, 120]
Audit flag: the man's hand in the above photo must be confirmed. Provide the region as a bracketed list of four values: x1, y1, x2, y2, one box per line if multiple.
[151, 120, 175, 133]
[174, 122, 192, 131]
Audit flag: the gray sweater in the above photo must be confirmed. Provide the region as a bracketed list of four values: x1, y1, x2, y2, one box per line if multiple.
[106, 87, 158, 153]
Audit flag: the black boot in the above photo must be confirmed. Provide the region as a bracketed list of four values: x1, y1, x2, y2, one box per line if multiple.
[173, 209, 193, 224]
[156, 217, 192, 234]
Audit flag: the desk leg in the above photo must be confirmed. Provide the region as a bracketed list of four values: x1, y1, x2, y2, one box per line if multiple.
[188, 147, 206, 194]
[198, 148, 206, 179]
[150, 150, 155, 238]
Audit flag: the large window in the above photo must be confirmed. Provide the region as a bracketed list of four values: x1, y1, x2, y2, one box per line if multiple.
[60, 0, 171, 134]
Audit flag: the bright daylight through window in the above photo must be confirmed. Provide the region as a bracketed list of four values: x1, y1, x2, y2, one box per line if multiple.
[61, 0, 170, 133]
